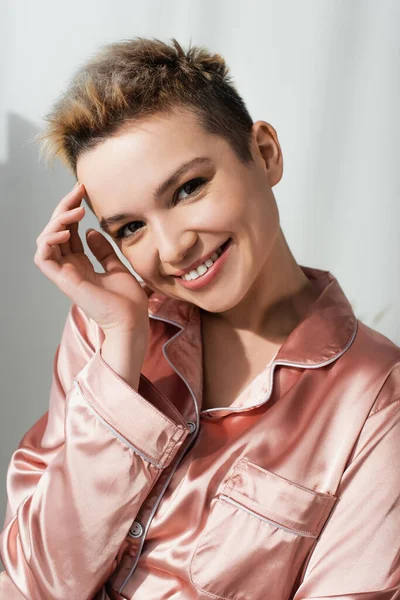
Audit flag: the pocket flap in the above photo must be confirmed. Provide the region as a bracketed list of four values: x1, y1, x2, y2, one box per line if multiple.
[219, 457, 337, 538]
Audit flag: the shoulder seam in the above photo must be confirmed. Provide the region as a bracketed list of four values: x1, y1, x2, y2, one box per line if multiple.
[364, 361, 400, 417]
[369, 396, 400, 417]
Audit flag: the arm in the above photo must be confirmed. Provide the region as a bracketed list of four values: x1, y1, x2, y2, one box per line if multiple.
[0, 304, 189, 600]
[293, 365, 400, 600]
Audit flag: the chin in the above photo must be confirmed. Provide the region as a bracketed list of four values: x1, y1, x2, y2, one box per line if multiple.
[193, 287, 247, 314]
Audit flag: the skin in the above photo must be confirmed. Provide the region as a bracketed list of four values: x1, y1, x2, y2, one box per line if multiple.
[76, 108, 319, 354]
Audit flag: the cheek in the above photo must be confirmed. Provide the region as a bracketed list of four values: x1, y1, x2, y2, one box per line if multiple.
[217, 174, 269, 228]
[198, 190, 247, 231]
[219, 189, 271, 235]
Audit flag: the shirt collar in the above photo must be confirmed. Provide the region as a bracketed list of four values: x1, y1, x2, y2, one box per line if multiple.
[147, 265, 357, 368]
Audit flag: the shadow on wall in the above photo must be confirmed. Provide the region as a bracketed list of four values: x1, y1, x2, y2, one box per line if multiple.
[0, 113, 104, 545]
[0, 114, 143, 566]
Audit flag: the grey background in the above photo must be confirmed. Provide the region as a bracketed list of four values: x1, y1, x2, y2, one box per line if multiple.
[1, 0, 400, 570]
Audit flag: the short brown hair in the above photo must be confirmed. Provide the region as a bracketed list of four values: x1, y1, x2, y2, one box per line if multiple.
[37, 37, 255, 177]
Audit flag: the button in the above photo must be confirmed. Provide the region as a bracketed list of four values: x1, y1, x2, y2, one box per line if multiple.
[187, 421, 196, 433]
[129, 521, 144, 538]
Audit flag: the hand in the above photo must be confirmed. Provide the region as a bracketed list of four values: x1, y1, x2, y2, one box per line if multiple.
[34, 183, 150, 344]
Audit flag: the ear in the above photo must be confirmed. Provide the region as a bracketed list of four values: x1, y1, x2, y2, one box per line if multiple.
[251, 121, 283, 186]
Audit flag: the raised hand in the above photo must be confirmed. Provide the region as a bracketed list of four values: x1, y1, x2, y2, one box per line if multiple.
[34, 183, 150, 344]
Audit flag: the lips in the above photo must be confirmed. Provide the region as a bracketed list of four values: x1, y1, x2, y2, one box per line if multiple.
[175, 237, 232, 290]
[173, 238, 231, 277]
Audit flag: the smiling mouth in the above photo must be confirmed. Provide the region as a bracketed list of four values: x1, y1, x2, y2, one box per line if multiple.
[178, 238, 231, 281]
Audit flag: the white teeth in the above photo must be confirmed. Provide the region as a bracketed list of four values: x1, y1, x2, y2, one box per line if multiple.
[181, 241, 229, 281]
[196, 264, 208, 276]
[182, 258, 216, 281]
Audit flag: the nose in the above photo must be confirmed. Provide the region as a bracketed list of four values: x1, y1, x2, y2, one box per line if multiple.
[155, 225, 198, 267]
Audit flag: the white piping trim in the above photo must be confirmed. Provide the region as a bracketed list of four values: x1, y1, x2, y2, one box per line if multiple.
[202, 319, 359, 414]
[219, 494, 317, 538]
[149, 313, 200, 431]
[119, 432, 196, 592]
[73, 380, 164, 469]
[119, 313, 200, 593]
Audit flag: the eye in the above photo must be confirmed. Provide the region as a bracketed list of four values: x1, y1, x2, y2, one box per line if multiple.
[115, 220, 145, 240]
[173, 176, 208, 204]
[115, 176, 208, 240]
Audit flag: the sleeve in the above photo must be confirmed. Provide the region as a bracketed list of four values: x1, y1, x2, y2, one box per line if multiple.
[0, 303, 190, 600]
[293, 363, 400, 600]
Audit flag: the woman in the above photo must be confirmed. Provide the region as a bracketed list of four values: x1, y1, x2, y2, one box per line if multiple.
[1, 37, 399, 600]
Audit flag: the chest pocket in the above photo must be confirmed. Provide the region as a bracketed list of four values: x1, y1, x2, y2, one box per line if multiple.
[189, 456, 337, 600]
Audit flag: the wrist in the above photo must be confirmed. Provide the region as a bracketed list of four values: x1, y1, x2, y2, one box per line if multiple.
[100, 333, 147, 392]
[104, 325, 148, 350]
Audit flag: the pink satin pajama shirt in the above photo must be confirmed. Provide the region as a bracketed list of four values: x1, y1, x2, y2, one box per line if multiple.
[1, 265, 400, 599]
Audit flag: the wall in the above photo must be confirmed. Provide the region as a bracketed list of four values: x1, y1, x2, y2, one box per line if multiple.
[1, 0, 399, 563]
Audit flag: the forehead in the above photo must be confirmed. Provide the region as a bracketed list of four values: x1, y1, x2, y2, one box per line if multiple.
[76, 109, 229, 214]
[77, 109, 220, 179]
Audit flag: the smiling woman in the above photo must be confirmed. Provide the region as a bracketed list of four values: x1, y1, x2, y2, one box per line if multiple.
[1, 37, 399, 600]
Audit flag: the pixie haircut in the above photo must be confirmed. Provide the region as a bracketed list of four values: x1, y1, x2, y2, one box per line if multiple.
[37, 37, 255, 178]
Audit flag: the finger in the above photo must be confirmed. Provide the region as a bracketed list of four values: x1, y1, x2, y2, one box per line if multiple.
[86, 230, 130, 274]
[37, 206, 85, 247]
[51, 183, 86, 220]
[60, 206, 86, 256]
[34, 230, 70, 268]
[38, 206, 84, 241]
[68, 219, 85, 254]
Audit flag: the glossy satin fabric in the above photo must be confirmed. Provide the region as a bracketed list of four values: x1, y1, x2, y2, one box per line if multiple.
[1, 265, 400, 600]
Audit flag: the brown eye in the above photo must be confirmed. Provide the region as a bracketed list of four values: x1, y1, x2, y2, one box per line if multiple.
[174, 177, 208, 204]
[115, 221, 145, 240]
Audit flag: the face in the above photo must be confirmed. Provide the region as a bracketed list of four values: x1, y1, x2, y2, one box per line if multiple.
[76, 108, 282, 314]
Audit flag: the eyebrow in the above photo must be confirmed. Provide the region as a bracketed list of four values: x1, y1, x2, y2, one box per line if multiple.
[99, 156, 213, 235]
